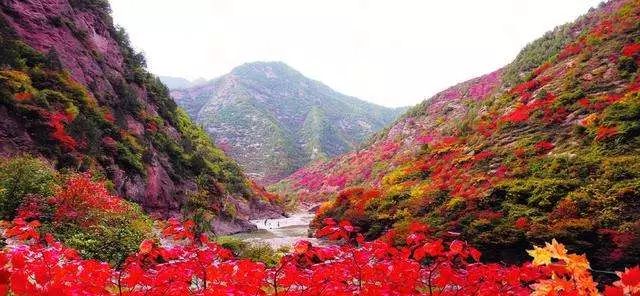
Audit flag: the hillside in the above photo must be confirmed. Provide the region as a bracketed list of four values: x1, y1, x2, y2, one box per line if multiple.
[0, 0, 281, 234]
[273, 0, 640, 269]
[171, 62, 406, 184]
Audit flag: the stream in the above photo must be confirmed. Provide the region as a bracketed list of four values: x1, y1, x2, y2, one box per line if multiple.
[232, 211, 323, 249]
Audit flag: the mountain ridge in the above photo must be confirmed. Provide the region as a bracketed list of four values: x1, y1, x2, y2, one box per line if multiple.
[171, 61, 407, 184]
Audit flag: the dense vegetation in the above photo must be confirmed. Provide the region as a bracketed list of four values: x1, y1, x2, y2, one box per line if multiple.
[0, 204, 639, 295]
[274, 0, 640, 271]
[0, 163, 638, 294]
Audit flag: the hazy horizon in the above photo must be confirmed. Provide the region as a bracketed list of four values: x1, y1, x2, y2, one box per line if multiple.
[110, 0, 602, 107]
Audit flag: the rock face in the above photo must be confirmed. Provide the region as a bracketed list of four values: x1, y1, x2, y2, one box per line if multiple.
[275, 0, 640, 269]
[171, 62, 406, 184]
[0, 0, 282, 233]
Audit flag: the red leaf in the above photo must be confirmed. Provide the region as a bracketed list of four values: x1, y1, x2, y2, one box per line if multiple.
[620, 266, 640, 287]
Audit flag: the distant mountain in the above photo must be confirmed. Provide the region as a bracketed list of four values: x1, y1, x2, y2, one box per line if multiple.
[273, 0, 640, 269]
[171, 62, 406, 184]
[159, 76, 208, 90]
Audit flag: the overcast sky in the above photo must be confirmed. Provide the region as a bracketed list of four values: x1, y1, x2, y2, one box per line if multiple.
[109, 0, 602, 108]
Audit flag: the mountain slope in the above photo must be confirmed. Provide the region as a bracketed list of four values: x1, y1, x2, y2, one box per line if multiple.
[0, 0, 281, 233]
[274, 0, 640, 269]
[171, 62, 406, 184]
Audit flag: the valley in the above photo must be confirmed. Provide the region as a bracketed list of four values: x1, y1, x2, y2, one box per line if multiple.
[0, 0, 639, 294]
[233, 211, 322, 249]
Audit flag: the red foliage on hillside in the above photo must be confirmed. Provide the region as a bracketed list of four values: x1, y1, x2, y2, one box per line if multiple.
[622, 43, 640, 57]
[48, 112, 77, 150]
[52, 175, 128, 226]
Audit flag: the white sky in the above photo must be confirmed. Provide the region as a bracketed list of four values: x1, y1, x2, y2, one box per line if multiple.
[109, 0, 603, 108]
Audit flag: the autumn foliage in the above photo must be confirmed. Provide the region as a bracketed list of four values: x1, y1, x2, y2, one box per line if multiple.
[48, 111, 77, 150]
[0, 214, 639, 295]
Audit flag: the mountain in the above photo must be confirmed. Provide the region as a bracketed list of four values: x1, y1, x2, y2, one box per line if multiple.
[158, 75, 208, 90]
[274, 0, 640, 269]
[158, 76, 193, 89]
[171, 62, 406, 184]
[0, 0, 281, 234]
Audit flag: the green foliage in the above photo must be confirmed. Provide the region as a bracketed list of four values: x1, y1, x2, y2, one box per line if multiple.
[555, 88, 585, 108]
[214, 236, 288, 267]
[618, 56, 638, 77]
[173, 109, 251, 197]
[115, 142, 145, 174]
[496, 178, 580, 210]
[59, 213, 150, 266]
[602, 93, 640, 141]
[223, 201, 238, 218]
[0, 157, 57, 219]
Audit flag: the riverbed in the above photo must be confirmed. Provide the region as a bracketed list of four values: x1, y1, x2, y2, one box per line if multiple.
[232, 212, 323, 249]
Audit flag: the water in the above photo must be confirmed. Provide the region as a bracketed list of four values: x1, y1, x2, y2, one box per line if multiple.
[232, 212, 323, 249]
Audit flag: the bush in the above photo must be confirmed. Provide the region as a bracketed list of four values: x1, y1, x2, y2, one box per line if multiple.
[214, 236, 287, 267]
[618, 56, 638, 77]
[49, 175, 152, 265]
[0, 156, 57, 219]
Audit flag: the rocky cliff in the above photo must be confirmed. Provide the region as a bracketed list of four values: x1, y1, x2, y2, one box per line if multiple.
[0, 0, 281, 233]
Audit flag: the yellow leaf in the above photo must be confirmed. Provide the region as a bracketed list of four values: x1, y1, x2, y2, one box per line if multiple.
[528, 245, 552, 266]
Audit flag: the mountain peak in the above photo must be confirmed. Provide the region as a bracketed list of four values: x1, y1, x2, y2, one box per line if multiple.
[230, 61, 302, 80]
[171, 63, 404, 184]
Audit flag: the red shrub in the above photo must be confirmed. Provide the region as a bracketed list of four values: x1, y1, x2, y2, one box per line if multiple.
[542, 106, 568, 124]
[578, 98, 591, 109]
[591, 20, 613, 38]
[49, 112, 77, 150]
[13, 92, 32, 102]
[475, 120, 497, 137]
[514, 147, 527, 159]
[534, 141, 555, 153]
[511, 80, 539, 96]
[532, 62, 551, 77]
[515, 217, 528, 229]
[102, 111, 115, 123]
[501, 104, 531, 123]
[52, 175, 127, 226]
[473, 150, 494, 162]
[622, 43, 640, 57]
[558, 41, 585, 60]
[595, 126, 618, 141]
[0, 217, 638, 295]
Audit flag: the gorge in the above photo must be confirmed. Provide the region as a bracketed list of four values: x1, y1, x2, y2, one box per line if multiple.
[0, 0, 639, 294]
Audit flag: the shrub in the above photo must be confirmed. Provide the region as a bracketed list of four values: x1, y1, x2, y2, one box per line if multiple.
[214, 236, 287, 267]
[618, 56, 638, 77]
[49, 175, 152, 265]
[0, 156, 56, 219]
